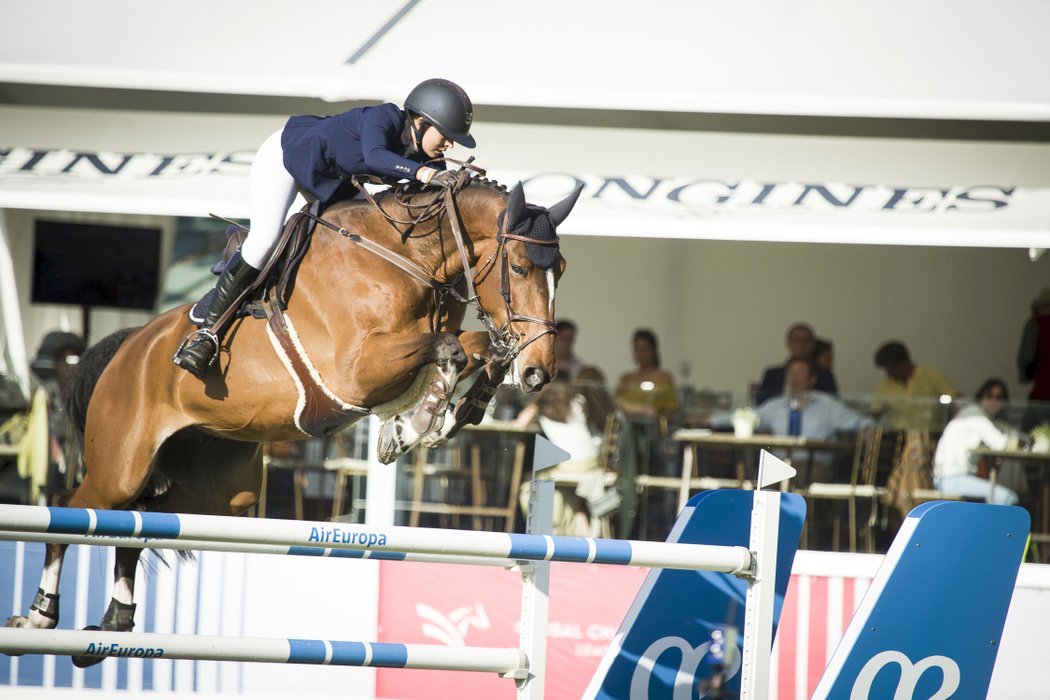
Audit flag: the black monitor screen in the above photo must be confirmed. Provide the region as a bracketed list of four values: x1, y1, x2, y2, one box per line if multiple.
[32, 220, 161, 311]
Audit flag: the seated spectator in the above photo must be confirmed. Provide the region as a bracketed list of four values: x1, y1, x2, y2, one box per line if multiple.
[710, 358, 874, 481]
[813, 338, 834, 373]
[516, 368, 618, 536]
[932, 379, 1019, 505]
[756, 323, 838, 405]
[872, 341, 959, 432]
[615, 329, 678, 423]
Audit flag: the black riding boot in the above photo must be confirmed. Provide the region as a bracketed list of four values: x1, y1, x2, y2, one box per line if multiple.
[172, 252, 257, 380]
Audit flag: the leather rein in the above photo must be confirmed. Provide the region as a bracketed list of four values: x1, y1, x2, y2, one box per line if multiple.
[301, 164, 558, 361]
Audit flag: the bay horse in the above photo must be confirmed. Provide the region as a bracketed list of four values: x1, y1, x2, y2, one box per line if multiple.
[4, 170, 582, 666]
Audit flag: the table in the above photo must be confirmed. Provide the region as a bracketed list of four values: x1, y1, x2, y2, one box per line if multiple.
[971, 446, 1050, 535]
[670, 429, 852, 512]
[408, 420, 538, 532]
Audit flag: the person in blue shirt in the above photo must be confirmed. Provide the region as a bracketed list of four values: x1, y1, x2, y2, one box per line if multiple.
[173, 78, 476, 380]
[709, 357, 873, 481]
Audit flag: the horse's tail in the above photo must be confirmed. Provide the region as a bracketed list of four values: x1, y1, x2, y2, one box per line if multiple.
[65, 327, 140, 436]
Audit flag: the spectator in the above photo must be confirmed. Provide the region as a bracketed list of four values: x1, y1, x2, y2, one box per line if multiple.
[872, 341, 959, 432]
[553, 319, 586, 382]
[813, 338, 834, 373]
[615, 329, 678, 422]
[932, 379, 1019, 505]
[756, 323, 838, 405]
[516, 368, 618, 536]
[1016, 288, 1050, 429]
[614, 329, 678, 538]
[712, 357, 873, 481]
[28, 331, 86, 498]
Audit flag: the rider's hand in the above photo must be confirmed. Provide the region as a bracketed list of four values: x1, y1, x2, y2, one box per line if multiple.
[428, 170, 458, 189]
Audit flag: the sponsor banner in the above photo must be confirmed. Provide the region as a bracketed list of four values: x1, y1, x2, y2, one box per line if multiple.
[375, 560, 646, 700]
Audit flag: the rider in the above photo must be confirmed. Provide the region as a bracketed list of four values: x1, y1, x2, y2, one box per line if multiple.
[172, 77, 476, 380]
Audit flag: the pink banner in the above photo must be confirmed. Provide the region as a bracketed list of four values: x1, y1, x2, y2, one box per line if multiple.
[376, 560, 646, 699]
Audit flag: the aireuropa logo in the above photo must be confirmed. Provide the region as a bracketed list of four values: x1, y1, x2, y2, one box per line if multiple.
[628, 635, 740, 699]
[416, 602, 491, 646]
[850, 650, 960, 700]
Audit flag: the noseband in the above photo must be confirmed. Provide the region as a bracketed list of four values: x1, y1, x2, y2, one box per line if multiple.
[473, 212, 560, 358]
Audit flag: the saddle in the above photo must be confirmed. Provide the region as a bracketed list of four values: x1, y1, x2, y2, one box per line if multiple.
[189, 202, 320, 327]
[189, 202, 370, 437]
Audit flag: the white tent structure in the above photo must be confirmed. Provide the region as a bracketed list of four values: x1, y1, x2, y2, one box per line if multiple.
[2, 0, 1049, 397]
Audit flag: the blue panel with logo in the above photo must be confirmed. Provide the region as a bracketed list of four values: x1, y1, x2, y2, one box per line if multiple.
[813, 501, 1028, 700]
[588, 489, 805, 699]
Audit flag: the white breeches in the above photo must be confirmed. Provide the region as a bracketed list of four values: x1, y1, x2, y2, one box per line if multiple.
[241, 129, 306, 269]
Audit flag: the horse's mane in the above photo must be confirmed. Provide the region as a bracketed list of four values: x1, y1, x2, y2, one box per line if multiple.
[372, 175, 509, 209]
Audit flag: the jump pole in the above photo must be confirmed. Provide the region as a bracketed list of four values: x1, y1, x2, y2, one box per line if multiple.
[0, 628, 526, 675]
[0, 505, 753, 574]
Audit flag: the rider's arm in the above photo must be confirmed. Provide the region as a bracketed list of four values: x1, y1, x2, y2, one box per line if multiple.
[358, 104, 436, 182]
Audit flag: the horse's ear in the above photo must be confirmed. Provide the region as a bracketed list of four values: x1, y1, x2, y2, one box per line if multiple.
[546, 184, 584, 228]
[505, 182, 527, 229]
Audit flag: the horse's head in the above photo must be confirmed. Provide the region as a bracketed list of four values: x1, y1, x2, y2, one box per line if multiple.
[472, 181, 582, 393]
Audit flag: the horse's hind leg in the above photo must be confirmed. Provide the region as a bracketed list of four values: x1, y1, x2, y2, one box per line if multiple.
[69, 546, 140, 668]
[4, 542, 66, 631]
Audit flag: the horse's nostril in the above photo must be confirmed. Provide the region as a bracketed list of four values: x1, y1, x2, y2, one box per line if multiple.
[523, 368, 550, 389]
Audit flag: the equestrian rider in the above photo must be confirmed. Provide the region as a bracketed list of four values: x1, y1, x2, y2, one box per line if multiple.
[172, 78, 476, 380]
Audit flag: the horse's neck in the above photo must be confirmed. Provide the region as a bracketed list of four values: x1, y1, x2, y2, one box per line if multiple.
[318, 189, 499, 284]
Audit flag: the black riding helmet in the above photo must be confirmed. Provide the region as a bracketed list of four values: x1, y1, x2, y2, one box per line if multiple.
[404, 78, 476, 149]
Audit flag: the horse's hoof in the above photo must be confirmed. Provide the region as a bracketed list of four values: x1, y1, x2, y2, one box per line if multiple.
[71, 625, 106, 668]
[5, 615, 29, 629]
[377, 420, 406, 464]
[3, 616, 29, 655]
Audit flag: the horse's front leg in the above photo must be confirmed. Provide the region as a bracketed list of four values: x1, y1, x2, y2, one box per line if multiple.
[368, 332, 468, 463]
[436, 332, 511, 442]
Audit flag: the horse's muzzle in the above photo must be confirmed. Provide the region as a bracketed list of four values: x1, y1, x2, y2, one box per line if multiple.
[521, 367, 550, 392]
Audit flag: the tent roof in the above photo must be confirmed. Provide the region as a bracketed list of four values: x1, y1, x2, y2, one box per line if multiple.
[2, 0, 1049, 121]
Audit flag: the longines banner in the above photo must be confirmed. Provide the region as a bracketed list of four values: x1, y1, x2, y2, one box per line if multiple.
[2, 106, 1049, 249]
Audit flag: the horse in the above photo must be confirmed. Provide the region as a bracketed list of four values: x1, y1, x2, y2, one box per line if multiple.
[4, 170, 583, 667]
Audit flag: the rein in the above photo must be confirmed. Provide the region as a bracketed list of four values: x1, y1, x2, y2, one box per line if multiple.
[305, 167, 559, 362]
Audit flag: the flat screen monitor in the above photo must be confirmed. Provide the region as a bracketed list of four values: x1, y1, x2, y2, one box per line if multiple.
[31, 220, 161, 310]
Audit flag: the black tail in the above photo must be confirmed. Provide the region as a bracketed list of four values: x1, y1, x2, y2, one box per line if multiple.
[65, 327, 140, 437]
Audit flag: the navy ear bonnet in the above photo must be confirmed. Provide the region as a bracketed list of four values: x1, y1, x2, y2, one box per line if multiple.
[497, 205, 561, 270]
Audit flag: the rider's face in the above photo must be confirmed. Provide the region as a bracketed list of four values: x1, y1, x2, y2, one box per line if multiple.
[414, 117, 454, 158]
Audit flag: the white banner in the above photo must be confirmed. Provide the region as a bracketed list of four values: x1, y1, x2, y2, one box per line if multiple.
[3, 106, 1050, 249]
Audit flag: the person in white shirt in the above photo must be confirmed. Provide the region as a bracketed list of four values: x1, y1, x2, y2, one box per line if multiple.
[933, 378, 1019, 505]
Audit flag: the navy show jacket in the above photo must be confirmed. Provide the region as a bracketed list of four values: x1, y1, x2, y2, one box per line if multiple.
[281, 103, 433, 204]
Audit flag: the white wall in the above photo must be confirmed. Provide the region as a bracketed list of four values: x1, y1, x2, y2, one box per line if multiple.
[555, 236, 1049, 403]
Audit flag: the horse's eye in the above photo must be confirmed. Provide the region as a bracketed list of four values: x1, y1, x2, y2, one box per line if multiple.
[511, 264, 528, 277]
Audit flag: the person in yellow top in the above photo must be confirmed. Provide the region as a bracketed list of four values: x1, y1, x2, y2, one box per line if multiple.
[615, 329, 678, 421]
[872, 341, 959, 432]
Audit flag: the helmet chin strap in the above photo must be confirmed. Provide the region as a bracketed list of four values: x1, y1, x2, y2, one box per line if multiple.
[413, 120, 432, 155]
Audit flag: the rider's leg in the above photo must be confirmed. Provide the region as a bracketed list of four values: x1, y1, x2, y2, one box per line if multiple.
[172, 251, 257, 378]
[173, 129, 298, 379]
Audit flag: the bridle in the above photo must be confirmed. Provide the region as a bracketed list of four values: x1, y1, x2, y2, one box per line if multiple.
[472, 208, 560, 358]
[304, 163, 559, 363]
